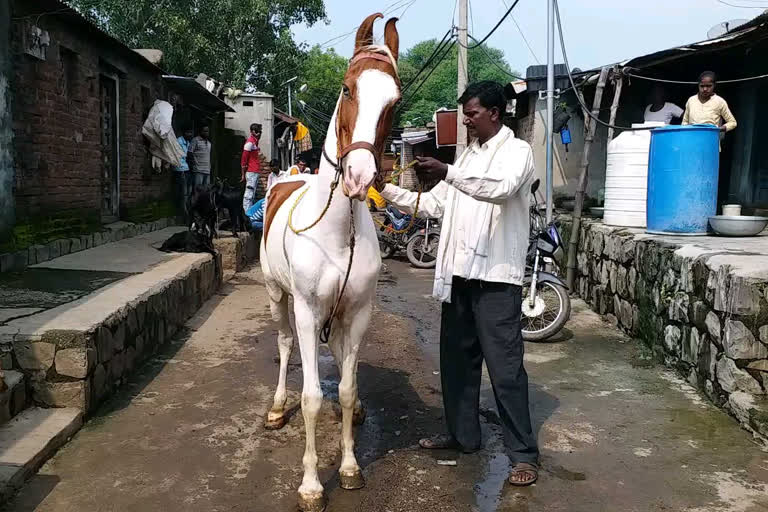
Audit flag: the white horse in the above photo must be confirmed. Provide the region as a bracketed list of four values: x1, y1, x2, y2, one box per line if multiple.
[259, 13, 401, 512]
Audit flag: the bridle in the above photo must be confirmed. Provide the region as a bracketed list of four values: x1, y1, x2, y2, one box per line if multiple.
[289, 50, 399, 344]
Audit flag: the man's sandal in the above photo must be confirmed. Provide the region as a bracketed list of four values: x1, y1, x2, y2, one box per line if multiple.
[508, 463, 538, 486]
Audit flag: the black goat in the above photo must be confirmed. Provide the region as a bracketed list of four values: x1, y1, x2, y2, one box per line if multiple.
[188, 181, 250, 240]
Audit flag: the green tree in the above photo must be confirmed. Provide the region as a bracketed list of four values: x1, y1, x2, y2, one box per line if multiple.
[291, 45, 347, 135]
[67, 0, 326, 92]
[398, 39, 520, 126]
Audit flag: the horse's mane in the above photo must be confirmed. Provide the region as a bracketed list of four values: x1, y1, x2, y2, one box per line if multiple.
[358, 44, 398, 75]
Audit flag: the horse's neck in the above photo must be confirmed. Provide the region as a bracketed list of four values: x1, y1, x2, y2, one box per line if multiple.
[318, 98, 340, 178]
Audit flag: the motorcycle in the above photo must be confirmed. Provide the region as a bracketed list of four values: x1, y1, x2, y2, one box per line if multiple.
[377, 206, 440, 269]
[522, 179, 571, 341]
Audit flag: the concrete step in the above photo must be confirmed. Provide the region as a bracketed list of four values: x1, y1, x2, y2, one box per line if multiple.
[0, 407, 82, 501]
[0, 371, 27, 425]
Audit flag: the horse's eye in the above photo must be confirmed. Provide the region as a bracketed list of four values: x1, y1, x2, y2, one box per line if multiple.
[342, 85, 351, 98]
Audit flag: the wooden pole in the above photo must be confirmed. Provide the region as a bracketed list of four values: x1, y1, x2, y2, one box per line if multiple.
[456, 0, 468, 156]
[607, 68, 624, 141]
[566, 66, 610, 291]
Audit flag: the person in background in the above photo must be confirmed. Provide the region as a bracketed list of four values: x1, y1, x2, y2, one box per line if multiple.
[245, 198, 265, 231]
[288, 157, 309, 175]
[374, 81, 539, 486]
[267, 159, 283, 191]
[683, 71, 737, 136]
[174, 126, 194, 215]
[644, 85, 684, 125]
[241, 123, 262, 211]
[188, 125, 213, 186]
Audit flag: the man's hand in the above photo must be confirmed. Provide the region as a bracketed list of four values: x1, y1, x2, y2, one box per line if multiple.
[414, 156, 449, 182]
[240, 169, 247, 183]
[720, 125, 728, 132]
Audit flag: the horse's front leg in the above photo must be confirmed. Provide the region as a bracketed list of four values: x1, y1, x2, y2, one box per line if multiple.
[337, 302, 371, 490]
[265, 291, 293, 430]
[293, 298, 326, 512]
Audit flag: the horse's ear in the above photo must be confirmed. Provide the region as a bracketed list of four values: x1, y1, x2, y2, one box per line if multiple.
[384, 18, 399, 62]
[355, 13, 383, 52]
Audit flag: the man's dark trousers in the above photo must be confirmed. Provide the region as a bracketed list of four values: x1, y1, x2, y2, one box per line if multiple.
[440, 277, 539, 464]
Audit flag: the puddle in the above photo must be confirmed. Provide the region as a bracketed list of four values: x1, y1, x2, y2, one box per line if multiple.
[474, 451, 510, 511]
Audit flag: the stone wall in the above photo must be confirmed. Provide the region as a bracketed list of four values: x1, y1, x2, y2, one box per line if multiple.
[563, 219, 768, 441]
[9, 254, 221, 414]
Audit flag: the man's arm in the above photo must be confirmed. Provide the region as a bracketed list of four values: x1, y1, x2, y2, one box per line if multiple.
[682, 99, 691, 126]
[720, 99, 737, 132]
[240, 142, 253, 182]
[380, 181, 449, 219]
[445, 143, 535, 204]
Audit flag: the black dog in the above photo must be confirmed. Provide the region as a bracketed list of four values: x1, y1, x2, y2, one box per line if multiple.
[159, 229, 216, 255]
[188, 181, 250, 240]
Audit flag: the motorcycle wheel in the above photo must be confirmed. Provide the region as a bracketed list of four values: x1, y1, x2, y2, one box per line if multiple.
[406, 232, 439, 268]
[521, 281, 571, 341]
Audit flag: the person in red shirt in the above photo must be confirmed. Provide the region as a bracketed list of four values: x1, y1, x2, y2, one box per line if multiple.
[241, 123, 262, 211]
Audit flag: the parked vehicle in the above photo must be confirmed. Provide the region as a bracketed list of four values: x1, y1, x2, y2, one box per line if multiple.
[377, 206, 440, 268]
[522, 180, 571, 341]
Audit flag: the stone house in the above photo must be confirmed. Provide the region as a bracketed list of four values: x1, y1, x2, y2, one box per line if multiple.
[0, 0, 232, 250]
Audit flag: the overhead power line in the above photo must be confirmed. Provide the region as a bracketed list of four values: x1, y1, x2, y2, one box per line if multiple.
[626, 70, 768, 85]
[464, 0, 522, 49]
[715, 0, 768, 8]
[401, 29, 455, 94]
[398, 40, 457, 112]
[464, 35, 523, 80]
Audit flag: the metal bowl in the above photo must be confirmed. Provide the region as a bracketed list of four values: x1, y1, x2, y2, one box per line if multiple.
[589, 207, 604, 218]
[709, 215, 768, 237]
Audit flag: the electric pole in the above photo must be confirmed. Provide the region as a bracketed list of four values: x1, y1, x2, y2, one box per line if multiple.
[456, 0, 468, 156]
[545, 0, 555, 223]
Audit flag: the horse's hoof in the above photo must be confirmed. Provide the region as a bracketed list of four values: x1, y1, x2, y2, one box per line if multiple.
[297, 491, 327, 512]
[339, 470, 365, 490]
[264, 412, 287, 430]
[353, 407, 367, 426]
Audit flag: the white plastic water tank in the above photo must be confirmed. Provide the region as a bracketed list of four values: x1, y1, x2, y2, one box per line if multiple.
[603, 122, 663, 227]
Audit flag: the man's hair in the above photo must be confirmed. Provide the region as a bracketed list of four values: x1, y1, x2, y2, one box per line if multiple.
[250, 123, 262, 133]
[183, 125, 194, 132]
[458, 81, 508, 116]
[200, 124, 209, 131]
[297, 157, 307, 164]
[699, 71, 717, 83]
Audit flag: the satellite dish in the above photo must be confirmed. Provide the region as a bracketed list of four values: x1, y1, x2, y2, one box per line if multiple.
[707, 19, 750, 39]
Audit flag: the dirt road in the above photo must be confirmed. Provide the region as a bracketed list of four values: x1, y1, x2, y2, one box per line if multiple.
[5, 260, 768, 512]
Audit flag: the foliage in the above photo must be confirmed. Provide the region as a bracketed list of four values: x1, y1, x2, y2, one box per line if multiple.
[397, 39, 520, 127]
[292, 45, 347, 134]
[67, 0, 326, 92]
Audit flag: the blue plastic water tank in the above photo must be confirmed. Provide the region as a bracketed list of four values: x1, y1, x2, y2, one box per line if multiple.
[647, 125, 720, 235]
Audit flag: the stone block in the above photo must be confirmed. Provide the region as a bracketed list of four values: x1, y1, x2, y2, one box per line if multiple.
[664, 325, 681, 355]
[68, 237, 82, 253]
[717, 357, 763, 395]
[728, 391, 754, 426]
[135, 335, 145, 359]
[683, 327, 700, 365]
[0, 353, 13, 370]
[90, 364, 108, 405]
[48, 241, 60, 260]
[691, 301, 709, 330]
[92, 232, 103, 247]
[620, 238, 635, 264]
[80, 234, 93, 250]
[27, 246, 37, 266]
[14, 341, 55, 371]
[109, 351, 126, 384]
[57, 238, 71, 256]
[609, 262, 618, 294]
[125, 346, 137, 374]
[127, 309, 139, 338]
[616, 266, 628, 298]
[41, 329, 89, 349]
[706, 312, 721, 344]
[668, 292, 690, 323]
[759, 326, 768, 346]
[112, 323, 126, 354]
[33, 380, 88, 409]
[724, 320, 767, 361]
[628, 267, 637, 300]
[619, 300, 633, 331]
[707, 343, 719, 379]
[33, 244, 50, 264]
[632, 305, 640, 336]
[662, 269, 678, 294]
[591, 231, 604, 255]
[136, 301, 148, 330]
[96, 327, 114, 363]
[680, 258, 695, 293]
[55, 347, 96, 379]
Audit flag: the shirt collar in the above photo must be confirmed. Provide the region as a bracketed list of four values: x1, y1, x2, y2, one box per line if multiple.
[469, 125, 512, 153]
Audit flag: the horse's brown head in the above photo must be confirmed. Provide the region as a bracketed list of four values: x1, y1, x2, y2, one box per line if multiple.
[333, 13, 400, 201]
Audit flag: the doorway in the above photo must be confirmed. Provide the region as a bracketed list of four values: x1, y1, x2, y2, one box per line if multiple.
[100, 74, 119, 222]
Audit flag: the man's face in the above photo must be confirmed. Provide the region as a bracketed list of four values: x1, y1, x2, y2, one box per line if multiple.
[252, 129, 261, 140]
[184, 130, 193, 140]
[699, 77, 715, 99]
[201, 127, 210, 139]
[462, 97, 498, 141]
[297, 161, 307, 172]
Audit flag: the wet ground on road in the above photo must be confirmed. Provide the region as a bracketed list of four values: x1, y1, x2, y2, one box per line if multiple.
[5, 260, 768, 512]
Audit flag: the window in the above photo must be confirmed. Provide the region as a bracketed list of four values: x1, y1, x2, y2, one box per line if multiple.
[242, 100, 254, 107]
[58, 46, 78, 100]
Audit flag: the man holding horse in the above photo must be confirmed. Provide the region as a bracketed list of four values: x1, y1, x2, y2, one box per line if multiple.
[376, 80, 540, 486]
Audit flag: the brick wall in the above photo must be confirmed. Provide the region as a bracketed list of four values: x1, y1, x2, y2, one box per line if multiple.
[10, 2, 171, 224]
